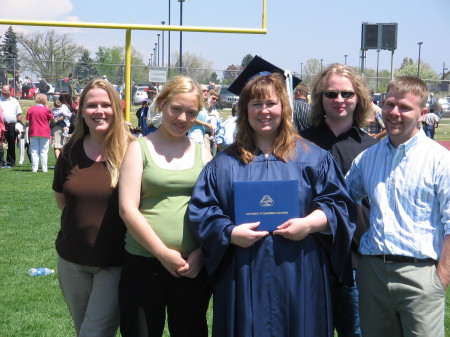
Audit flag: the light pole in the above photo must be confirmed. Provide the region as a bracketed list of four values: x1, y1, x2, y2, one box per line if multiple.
[157, 34, 161, 67]
[442, 62, 447, 80]
[300, 62, 303, 79]
[320, 59, 323, 71]
[178, 0, 185, 74]
[153, 45, 157, 66]
[376, 50, 380, 92]
[417, 42, 423, 77]
[344, 55, 348, 65]
[168, 0, 171, 71]
[161, 21, 165, 67]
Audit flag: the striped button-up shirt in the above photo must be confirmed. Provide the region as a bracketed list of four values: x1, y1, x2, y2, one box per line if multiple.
[346, 130, 450, 260]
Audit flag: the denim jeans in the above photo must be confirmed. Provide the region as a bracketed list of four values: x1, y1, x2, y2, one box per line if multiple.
[423, 125, 435, 139]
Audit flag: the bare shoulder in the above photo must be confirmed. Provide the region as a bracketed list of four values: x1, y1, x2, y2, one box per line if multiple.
[201, 143, 213, 164]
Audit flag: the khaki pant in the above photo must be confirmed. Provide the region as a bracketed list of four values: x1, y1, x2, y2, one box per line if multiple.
[357, 255, 445, 337]
[57, 256, 121, 337]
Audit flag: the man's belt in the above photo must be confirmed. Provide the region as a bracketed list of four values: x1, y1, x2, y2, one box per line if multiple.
[374, 255, 435, 263]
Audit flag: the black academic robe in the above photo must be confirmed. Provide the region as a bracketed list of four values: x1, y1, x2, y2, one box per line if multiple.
[189, 140, 356, 337]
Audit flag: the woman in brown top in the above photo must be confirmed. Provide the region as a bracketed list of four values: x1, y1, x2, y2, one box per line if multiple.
[52, 78, 134, 337]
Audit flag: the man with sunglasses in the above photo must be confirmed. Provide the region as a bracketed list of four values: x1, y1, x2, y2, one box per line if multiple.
[301, 63, 378, 337]
[346, 76, 450, 337]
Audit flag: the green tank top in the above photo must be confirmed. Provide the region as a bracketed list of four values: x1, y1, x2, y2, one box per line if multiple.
[125, 137, 205, 258]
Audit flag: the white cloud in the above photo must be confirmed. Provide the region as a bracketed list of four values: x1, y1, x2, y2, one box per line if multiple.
[0, 0, 81, 35]
[0, 0, 74, 20]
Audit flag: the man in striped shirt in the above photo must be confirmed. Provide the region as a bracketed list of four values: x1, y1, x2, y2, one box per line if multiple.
[346, 76, 450, 337]
[292, 84, 311, 132]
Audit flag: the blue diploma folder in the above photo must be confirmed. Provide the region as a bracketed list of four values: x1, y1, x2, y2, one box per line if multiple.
[233, 180, 299, 232]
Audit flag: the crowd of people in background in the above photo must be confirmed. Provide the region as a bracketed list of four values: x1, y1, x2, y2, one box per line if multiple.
[1, 58, 449, 337]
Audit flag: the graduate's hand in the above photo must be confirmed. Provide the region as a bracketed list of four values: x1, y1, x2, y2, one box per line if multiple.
[177, 247, 203, 278]
[230, 222, 269, 248]
[157, 248, 187, 278]
[273, 218, 311, 241]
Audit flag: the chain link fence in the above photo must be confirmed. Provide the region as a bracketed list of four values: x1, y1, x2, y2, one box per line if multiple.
[1, 57, 449, 99]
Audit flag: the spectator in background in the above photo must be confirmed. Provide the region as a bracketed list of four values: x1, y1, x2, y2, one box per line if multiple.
[72, 94, 80, 114]
[431, 101, 444, 118]
[26, 94, 53, 172]
[0, 67, 7, 86]
[206, 89, 220, 154]
[14, 70, 22, 100]
[21, 76, 32, 99]
[52, 94, 73, 159]
[301, 63, 378, 337]
[38, 79, 51, 98]
[362, 91, 386, 139]
[428, 92, 436, 107]
[423, 107, 439, 139]
[188, 84, 212, 145]
[292, 83, 311, 132]
[215, 103, 237, 151]
[136, 99, 152, 136]
[67, 73, 74, 97]
[53, 78, 134, 337]
[145, 84, 160, 134]
[0, 105, 5, 167]
[0, 84, 22, 167]
[346, 76, 450, 337]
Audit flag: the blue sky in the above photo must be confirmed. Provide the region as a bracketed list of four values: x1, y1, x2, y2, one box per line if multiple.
[1, 0, 449, 76]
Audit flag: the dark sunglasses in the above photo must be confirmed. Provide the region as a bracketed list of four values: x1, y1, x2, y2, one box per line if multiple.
[323, 91, 356, 99]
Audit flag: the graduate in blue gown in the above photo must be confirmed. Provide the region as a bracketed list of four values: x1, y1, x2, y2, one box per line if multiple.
[189, 66, 356, 337]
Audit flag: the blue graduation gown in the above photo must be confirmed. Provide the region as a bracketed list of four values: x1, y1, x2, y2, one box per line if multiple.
[189, 140, 356, 337]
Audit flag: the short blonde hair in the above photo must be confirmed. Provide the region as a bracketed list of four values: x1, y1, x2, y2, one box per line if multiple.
[386, 76, 429, 108]
[35, 93, 48, 106]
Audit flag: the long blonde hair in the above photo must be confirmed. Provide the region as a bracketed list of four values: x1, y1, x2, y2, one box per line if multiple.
[67, 78, 134, 187]
[226, 73, 305, 164]
[309, 63, 372, 127]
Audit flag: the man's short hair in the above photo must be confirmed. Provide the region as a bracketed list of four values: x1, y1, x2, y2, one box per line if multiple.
[294, 84, 309, 97]
[209, 89, 219, 97]
[147, 85, 157, 93]
[386, 76, 429, 109]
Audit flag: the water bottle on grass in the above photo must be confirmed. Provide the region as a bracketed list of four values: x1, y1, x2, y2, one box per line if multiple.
[28, 268, 55, 276]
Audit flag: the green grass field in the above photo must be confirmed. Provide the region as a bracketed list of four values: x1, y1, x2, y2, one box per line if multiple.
[1, 100, 449, 336]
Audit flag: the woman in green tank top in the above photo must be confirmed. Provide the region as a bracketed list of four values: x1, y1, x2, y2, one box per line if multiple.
[118, 76, 213, 337]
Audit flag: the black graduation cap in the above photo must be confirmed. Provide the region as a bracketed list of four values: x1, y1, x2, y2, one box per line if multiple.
[228, 55, 302, 96]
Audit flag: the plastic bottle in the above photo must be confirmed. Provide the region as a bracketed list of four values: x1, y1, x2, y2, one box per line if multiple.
[28, 268, 55, 276]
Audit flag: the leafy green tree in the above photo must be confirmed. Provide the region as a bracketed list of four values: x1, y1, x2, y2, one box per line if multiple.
[395, 62, 439, 80]
[210, 72, 219, 84]
[300, 58, 322, 86]
[17, 30, 86, 82]
[1, 26, 19, 73]
[400, 57, 414, 68]
[74, 50, 99, 82]
[95, 46, 148, 84]
[171, 52, 213, 84]
[241, 54, 253, 67]
[222, 64, 242, 85]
